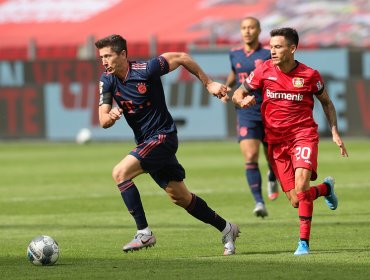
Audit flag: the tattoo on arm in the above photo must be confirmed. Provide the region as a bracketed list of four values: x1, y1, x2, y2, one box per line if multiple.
[318, 90, 338, 129]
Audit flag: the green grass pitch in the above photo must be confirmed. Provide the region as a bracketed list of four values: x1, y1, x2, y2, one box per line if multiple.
[0, 139, 369, 279]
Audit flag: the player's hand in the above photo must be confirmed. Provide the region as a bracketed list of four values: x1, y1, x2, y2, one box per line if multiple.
[333, 136, 348, 157]
[220, 94, 230, 103]
[232, 85, 253, 108]
[206, 81, 230, 99]
[332, 129, 348, 157]
[240, 95, 256, 108]
[109, 107, 123, 120]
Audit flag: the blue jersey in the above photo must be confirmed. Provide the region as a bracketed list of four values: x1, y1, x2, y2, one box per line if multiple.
[99, 56, 176, 144]
[229, 44, 270, 121]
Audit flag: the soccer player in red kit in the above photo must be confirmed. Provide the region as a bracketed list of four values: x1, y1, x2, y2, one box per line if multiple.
[232, 27, 348, 255]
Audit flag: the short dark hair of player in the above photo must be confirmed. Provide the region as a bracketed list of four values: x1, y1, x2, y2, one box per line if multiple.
[242, 16, 261, 29]
[95, 34, 128, 56]
[270, 27, 299, 47]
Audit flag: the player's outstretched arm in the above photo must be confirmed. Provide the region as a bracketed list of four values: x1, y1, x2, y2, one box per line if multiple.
[316, 89, 348, 157]
[161, 52, 229, 99]
[232, 84, 256, 109]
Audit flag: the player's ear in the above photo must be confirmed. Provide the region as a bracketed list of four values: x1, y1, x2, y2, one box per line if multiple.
[290, 44, 297, 54]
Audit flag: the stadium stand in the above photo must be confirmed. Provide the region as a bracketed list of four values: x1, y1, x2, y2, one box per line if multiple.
[0, 0, 368, 60]
[0, 47, 27, 60]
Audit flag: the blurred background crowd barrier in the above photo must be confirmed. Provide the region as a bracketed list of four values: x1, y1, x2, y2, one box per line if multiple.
[0, 0, 369, 140]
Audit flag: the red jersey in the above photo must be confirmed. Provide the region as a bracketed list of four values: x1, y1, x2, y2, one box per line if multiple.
[243, 60, 324, 143]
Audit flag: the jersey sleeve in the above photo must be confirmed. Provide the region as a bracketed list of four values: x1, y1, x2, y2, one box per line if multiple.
[99, 74, 113, 106]
[312, 70, 325, 95]
[147, 56, 170, 78]
[243, 64, 264, 91]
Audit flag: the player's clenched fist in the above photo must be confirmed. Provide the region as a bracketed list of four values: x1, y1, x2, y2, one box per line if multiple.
[240, 95, 256, 108]
[109, 107, 123, 120]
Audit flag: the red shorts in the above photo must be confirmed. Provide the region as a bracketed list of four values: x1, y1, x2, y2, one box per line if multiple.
[268, 137, 319, 192]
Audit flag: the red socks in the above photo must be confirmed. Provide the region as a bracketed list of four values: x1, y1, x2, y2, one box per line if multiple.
[297, 190, 313, 241]
[296, 183, 329, 242]
[307, 183, 329, 200]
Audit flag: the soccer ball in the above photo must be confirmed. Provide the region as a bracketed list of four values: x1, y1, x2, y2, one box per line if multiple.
[27, 235, 60, 266]
[76, 128, 92, 144]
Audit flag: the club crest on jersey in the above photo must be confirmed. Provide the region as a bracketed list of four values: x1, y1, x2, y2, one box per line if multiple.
[137, 82, 147, 94]
[239, 126, 248, 137]
[236, 63, 242, 68]
[292, 77, 304, 87]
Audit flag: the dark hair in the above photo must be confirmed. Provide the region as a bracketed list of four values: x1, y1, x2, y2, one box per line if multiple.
[95, 34, 127, 55]
[270, 27, 299, 47]
[242, 16, 261, 29]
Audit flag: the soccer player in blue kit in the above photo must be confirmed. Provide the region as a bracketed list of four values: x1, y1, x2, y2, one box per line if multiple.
[95, 34, 240, 256]
[222, 17, 279, 218]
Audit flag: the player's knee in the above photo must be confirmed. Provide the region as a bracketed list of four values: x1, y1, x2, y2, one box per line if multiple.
[290, 198, 299, 208]
[112, 164, 129, 183]
[111, 167, 121, 183]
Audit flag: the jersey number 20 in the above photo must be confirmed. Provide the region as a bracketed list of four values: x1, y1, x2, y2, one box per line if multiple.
[295, 146, 311, 161]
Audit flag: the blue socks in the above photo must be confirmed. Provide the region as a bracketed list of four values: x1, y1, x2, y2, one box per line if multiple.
[186, 193, 227, 232]
[118, 180, 148, 230]
[245, 162, 263, 204]
[267, 164, 277, 181]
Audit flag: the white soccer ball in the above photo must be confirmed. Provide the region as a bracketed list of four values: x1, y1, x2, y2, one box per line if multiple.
[27, 235, 60, 266]
[76, 128, 92, 144]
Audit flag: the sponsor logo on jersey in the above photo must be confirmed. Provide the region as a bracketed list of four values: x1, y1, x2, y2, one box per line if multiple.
[268, 76, 277, 81]
[292, 77, 304, 87]
[266, 89, 303, 101]
[236, 62, 241, 68]
[137, 82, 147, 94]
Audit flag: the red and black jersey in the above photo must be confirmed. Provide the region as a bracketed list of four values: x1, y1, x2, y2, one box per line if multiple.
[244, 60, 324, 143]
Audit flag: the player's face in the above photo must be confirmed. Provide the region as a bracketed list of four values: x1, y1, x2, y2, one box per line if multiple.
[240, 18, 260, 45]
[98, 47, 126, 75]
[270, 36, 296, 66]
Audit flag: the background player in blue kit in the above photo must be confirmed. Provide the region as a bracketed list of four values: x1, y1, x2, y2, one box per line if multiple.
[222, 17, 279, 218]
[95, 34, 240, 256]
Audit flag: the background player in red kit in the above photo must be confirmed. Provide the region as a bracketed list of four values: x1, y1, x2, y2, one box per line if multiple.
[95, 34, 240, 256]
[232, 27, 348, 255]
[222, 17, 279, 219]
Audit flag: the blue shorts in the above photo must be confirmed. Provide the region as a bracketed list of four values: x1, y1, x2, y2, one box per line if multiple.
[236, 118, 266, 143]
[129, 133, 185, 188]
